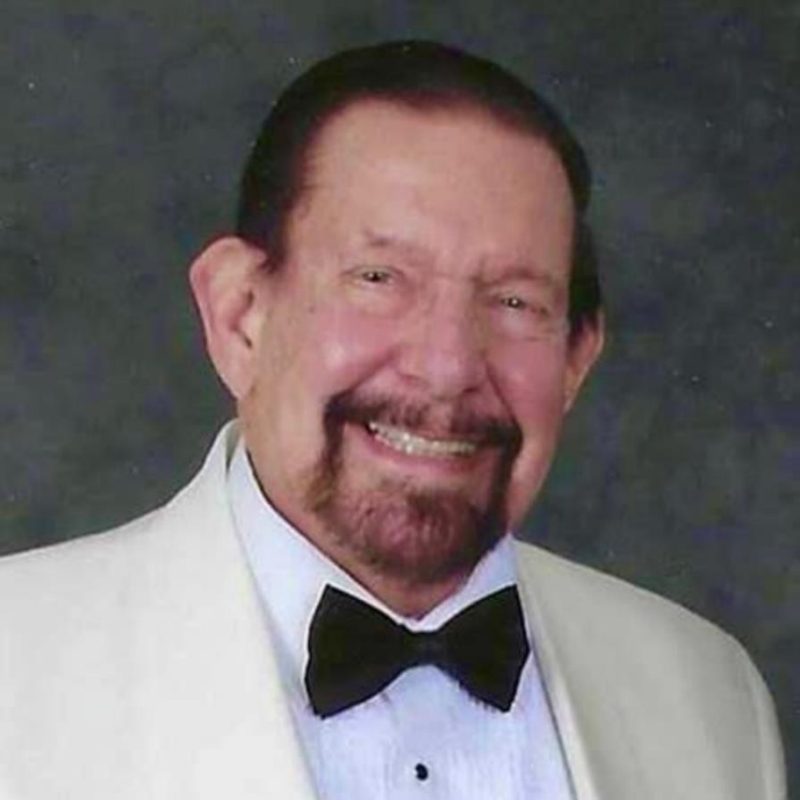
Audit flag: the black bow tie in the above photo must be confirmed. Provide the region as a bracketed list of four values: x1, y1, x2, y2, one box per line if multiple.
[305, 585, 529, 718]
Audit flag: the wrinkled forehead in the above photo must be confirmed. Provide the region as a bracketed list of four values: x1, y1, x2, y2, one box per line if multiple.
[305, 98, 574, 201]
[299, 101, 574, 225]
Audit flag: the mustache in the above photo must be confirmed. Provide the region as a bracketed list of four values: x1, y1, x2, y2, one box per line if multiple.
[323, 390, 522, 451]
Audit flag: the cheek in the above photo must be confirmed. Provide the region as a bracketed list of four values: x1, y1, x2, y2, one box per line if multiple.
[243, 286, 402, 499]
[250, 303, 398, 458]
[490, 344, 571, 522]
[296, 305, 399, 398]
[494, 344, 569, 432]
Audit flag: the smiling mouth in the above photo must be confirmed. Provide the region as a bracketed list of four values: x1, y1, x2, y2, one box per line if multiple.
[365, 421, 479, 458]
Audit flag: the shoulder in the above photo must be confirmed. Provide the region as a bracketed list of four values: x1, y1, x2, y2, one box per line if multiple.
[0, 422, 237, 619]
[514, 537, 728, 646]
[514, 539, 786, 799]
[0, 506, 175, 653]
[512, 537, 771, 723]
[0, 508, 159, 586]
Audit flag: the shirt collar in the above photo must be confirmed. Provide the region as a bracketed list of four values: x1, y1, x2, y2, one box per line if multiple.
[227, 440, 518, 693]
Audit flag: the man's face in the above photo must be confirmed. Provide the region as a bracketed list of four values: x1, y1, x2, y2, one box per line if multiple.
[240, 101, 599, 587]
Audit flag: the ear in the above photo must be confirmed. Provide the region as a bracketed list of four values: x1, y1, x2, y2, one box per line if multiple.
[189, 236, 268, 399]
[563, 311, 605, 412]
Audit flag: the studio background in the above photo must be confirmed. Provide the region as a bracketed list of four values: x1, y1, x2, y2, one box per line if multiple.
[2, 0, 797, 789]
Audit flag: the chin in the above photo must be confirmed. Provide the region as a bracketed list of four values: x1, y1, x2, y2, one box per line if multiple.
[327, 479, 507, 584]
[305, 444, 515, 586]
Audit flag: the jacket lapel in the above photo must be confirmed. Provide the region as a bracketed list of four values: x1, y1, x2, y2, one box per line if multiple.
[130, 423, 318, 799]
[513, 540, 767, 800]
[514, 540, 637, 800]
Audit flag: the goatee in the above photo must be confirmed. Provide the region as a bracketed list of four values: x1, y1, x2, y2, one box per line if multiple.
[305, 390, 521, 586]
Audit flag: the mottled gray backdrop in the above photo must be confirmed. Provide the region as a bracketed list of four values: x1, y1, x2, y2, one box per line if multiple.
[2, 0, 798, 788]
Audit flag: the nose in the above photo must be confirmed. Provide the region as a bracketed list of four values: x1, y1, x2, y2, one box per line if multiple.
[394, 289, 488, 400]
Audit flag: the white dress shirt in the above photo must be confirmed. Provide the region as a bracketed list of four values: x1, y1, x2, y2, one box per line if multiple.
[228, 442, 574, 800]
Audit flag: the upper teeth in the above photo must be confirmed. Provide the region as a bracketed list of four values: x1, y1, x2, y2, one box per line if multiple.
[366, 421, 477, 457]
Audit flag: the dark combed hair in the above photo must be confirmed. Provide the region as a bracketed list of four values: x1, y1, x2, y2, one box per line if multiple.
[237, 40, 602, 334]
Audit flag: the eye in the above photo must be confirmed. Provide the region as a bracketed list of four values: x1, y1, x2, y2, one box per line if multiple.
[498, 294, 553, 318]
[500, 294, 529, 311]
[490, 289, 566, 340]
[358, 267, 393, 284]
[343, 265, 408, 315]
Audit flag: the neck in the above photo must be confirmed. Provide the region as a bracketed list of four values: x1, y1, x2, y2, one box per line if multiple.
[301, 530, 473, 619]
[345, 561, 471, 619]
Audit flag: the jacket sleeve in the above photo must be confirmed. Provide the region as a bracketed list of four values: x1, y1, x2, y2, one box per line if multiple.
[734, 638, 787, 800]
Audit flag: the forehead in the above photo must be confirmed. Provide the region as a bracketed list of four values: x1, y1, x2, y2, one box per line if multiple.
[291, 100, 575, 277]
[307, 100, 572, 202]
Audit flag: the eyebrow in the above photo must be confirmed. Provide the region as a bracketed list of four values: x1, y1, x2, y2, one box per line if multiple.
[360, 229, 433, 261]
[478, 266, 561, 289]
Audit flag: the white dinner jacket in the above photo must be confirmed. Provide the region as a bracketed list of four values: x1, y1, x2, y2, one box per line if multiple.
[0, 424, 785, 800]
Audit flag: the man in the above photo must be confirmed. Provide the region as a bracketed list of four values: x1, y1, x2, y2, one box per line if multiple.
[0, 41, 785, 799]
